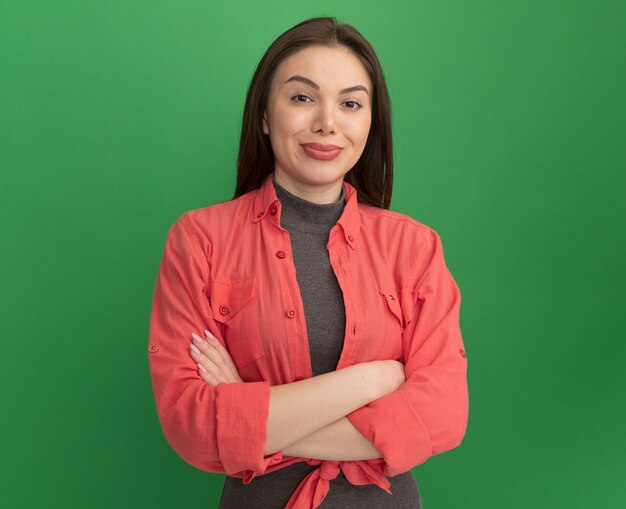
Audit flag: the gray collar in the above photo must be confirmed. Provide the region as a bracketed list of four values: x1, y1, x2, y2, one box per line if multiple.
[272, 177, 346, 235]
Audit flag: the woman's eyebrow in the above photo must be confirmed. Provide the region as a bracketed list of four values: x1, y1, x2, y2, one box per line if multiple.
[283, 75, 369, 95]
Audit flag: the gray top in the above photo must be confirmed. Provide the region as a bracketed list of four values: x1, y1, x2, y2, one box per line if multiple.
[218, 178, 423, 508]
[275, 178, 347, 377]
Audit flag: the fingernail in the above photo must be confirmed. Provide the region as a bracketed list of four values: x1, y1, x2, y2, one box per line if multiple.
[192, 333, 204, 345]
[190, 343, 201, 355]
[205, 330, 217, 341]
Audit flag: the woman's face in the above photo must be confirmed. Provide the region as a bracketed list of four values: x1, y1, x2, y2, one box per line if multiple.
[263, 45, 372, 203]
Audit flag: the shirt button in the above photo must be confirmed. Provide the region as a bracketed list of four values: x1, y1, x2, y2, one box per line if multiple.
[459, 349, 466, 358]
[294, 376, 304, 381]
[269, 205, 278, 215]
[286, 308, 296, 318]
[149, 345, 159, 353]
[256, 212, 264, 218]
[347, 234, 354, 242]
[276, 250, 286, 259]
[388, 294, 395, 300]
[219, 305, 230, 316]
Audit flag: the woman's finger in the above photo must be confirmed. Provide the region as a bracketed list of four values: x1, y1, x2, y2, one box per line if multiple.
[203, 330, 244, 382]
[191, 333, 229, 374]
[189, 340, 227, 382]
[191, 332, 243, 384]
[202, 330, 236, 366]
[198, 363, 220, 386]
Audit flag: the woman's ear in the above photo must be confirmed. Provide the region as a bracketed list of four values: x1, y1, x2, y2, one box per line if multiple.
[262, 112, 269, 135]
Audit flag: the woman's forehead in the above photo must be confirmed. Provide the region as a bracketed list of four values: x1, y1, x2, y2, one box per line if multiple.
[273, 46, 371, 92]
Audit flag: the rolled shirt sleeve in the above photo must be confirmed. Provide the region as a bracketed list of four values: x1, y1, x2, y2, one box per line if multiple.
[346, 229, 469, 476]
[147, 217, 283, 476]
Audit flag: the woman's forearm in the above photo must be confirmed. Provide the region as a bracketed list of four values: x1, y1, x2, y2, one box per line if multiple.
[282, 416, 382, 461]
[264, 362, 382, 455]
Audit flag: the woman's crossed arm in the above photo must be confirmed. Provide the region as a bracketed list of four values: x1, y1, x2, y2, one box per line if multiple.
[189, 330, 405, 460]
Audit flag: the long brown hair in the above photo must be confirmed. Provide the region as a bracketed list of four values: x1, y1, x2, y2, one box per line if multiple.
[234, 16, 393, 209]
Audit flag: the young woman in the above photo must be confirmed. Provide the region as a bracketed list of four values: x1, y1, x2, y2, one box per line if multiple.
[148, 16, 469, 509]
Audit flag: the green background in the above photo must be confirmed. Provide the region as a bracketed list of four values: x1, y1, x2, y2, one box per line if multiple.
[1, 1, 624, 507]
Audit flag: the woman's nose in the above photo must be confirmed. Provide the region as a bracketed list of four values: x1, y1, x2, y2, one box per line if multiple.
[313, 105, 336, 134]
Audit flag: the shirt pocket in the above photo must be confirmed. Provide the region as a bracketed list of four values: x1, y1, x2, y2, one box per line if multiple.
[210, 277, 265, 372]
[378, 288, 405, 361]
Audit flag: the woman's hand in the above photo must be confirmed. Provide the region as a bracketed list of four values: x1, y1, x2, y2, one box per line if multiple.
[189, 330, 244, 386]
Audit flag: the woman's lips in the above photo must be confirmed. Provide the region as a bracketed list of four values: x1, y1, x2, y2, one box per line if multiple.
[301, 144, 343, 161]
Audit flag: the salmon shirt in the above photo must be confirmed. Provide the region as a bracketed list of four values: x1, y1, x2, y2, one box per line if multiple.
[147, 173, 469, 508]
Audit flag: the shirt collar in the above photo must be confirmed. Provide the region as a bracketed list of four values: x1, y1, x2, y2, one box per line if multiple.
[252, 173, 361, 249]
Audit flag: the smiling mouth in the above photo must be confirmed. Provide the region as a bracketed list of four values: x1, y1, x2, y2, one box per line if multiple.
[301, 144, 343, 161]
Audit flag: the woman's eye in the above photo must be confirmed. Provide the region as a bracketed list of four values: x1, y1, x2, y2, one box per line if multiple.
[292, 94, 312, 103]
[291, 94, 362, 110]
[344, 100, 362, 110]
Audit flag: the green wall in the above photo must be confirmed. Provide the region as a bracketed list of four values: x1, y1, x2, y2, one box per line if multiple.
[1, 1, 624, 507]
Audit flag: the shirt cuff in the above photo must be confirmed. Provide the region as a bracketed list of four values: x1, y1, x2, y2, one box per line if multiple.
[215, 380, 283, 476]
[346, 389, 432, 476]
